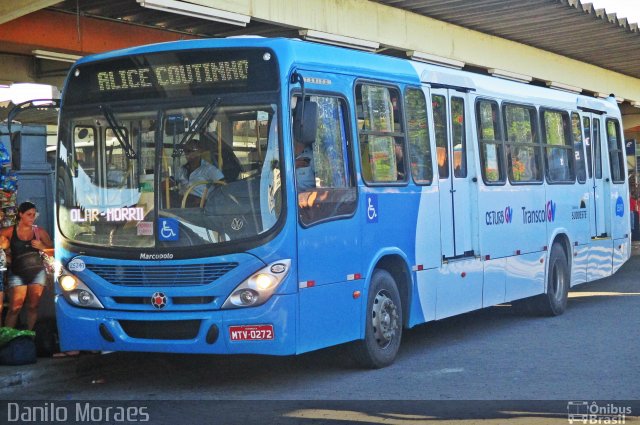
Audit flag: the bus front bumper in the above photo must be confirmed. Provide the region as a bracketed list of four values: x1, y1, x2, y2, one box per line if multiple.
[55, 293, 297, 355]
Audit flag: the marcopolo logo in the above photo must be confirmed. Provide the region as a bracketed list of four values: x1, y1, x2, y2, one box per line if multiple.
[485, 206, 513, 226]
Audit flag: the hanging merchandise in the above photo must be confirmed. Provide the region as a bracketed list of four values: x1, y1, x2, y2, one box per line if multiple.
[0, 142, 10, 166]
[0, 140, 17, 226]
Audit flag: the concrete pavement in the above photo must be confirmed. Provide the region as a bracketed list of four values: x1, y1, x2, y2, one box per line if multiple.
[1, 240, 639, 392]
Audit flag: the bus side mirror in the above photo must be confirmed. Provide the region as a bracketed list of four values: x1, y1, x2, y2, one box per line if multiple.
[293, 100, 318, 145]
[165, 114, 186, 136]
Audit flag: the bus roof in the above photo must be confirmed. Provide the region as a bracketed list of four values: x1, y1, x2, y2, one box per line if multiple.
[73, 37, 620, 117]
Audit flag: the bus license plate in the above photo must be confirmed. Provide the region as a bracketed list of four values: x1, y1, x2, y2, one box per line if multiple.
[229, 325, 274, 341]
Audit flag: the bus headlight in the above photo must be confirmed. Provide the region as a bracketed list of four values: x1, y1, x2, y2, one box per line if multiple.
[58, 273, 104, 309]
[59, 275, 78, 291]
[222, 259, 291, 309]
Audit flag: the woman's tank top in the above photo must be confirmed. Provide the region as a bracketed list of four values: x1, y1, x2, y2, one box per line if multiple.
[10, 226, 38, 258]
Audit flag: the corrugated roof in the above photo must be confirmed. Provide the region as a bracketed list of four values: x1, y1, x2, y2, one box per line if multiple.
[374, 0, 640, 79]
[41, 0, 640, 81]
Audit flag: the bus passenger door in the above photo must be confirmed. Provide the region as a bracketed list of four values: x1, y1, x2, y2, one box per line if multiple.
[583, 114, 612, 280]
[293, 93, 362, 353]
[431, 89, 481, 319]
[431, 89, 473, 259]
[583, 115, 609, 239]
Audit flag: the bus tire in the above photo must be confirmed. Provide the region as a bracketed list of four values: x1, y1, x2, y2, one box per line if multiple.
[527, 244, 570, 316]
[349, 269, 402, 369]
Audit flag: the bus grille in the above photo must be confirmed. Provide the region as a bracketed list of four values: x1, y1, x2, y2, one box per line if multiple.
[85, 263, 238, 286]
[119, 320, 201, 340]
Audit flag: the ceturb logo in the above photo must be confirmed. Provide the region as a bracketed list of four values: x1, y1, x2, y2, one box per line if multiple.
[546, 200, 556, 222]
[504, 206, 513, 223]
[485, 206, 513, 226]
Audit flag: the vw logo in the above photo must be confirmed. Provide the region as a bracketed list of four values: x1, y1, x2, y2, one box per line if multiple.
[151, 292, 167, 309]
[230, 217, 244, 231]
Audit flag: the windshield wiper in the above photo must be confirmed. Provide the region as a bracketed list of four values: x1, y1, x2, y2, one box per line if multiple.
[172, 97, 222, 158]
[100, 104, 137, 159]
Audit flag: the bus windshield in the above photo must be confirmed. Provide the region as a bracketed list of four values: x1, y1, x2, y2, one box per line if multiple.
[57, 49, 282, 250]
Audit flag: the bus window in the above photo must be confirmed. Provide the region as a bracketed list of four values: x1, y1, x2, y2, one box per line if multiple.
[606, 118, 625, 184]
[74, 126, 96, 181]
[582, 116, 593, 179]
[432, 94, 449, 178]
[294, 95, 356, 226]
[594, 118, 602, 179]
[504, 103, 542, 183]
[231, 113, 268, 176]
[404, 88, 432, 185]
[476, 99, 504, 184]
[542, 109, 574, 183]
[572, 112, 587, 183]
[451, 96, 466, 178]
[105, 127, 132, 188]
[357, 84, 405, 183]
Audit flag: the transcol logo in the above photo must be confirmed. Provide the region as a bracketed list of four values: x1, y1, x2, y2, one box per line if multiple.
[546, 200, 556, 222]
[522, 200, 556, 224]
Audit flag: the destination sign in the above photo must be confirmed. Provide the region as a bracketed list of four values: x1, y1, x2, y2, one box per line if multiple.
[64, 49, 278, 105]
[97, 60, 249, 92]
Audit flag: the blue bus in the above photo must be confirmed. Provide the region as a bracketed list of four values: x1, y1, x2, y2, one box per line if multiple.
[54, 37, 630, 367]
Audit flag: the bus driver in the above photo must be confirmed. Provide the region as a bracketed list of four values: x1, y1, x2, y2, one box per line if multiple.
[176, 139, 225, 207]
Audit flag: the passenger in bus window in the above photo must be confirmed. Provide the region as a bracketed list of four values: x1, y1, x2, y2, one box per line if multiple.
[395, 142, 406, 180]
[295, 139, 315, 191]
[176, 139, 224, 207]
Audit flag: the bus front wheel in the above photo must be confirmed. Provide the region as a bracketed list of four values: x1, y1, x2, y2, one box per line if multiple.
[350, 269, 402, 369]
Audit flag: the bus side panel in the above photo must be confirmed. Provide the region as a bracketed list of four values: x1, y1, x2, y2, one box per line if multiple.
[483, 258, 506, 308]
[609, 181, 630, 241]
[411, 268, 438, 326]
[612, 237, 630, 274]
[479, 185, 547, 259]
[547, 183, 590, 249]
[587, 238, 613, 281]
[297, 280, 364, 354]
[478, 186, 516, 259]
[571, 243, 588, 287]
[410, 186, 444, 326]
[505, 251, 545, 302]
[435, 258, 483, 320]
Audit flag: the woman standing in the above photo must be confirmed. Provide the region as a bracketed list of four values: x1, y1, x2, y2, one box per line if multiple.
[0, 201, 53, 329]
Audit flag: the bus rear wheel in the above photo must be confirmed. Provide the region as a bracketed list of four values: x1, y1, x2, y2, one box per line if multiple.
[523, 244, 569, 316]
[349, 269, 402, 369]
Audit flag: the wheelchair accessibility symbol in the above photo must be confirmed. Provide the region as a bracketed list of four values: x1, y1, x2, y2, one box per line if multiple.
[158, 218, 179, 241]
[366, 194, 378, 223]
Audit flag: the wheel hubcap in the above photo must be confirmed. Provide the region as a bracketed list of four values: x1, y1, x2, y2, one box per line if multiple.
[552, 262, 566, 303]
[371, 290, 399, 349]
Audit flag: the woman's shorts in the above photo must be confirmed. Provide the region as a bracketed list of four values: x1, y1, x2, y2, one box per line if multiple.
[7, 270, 46, 288]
